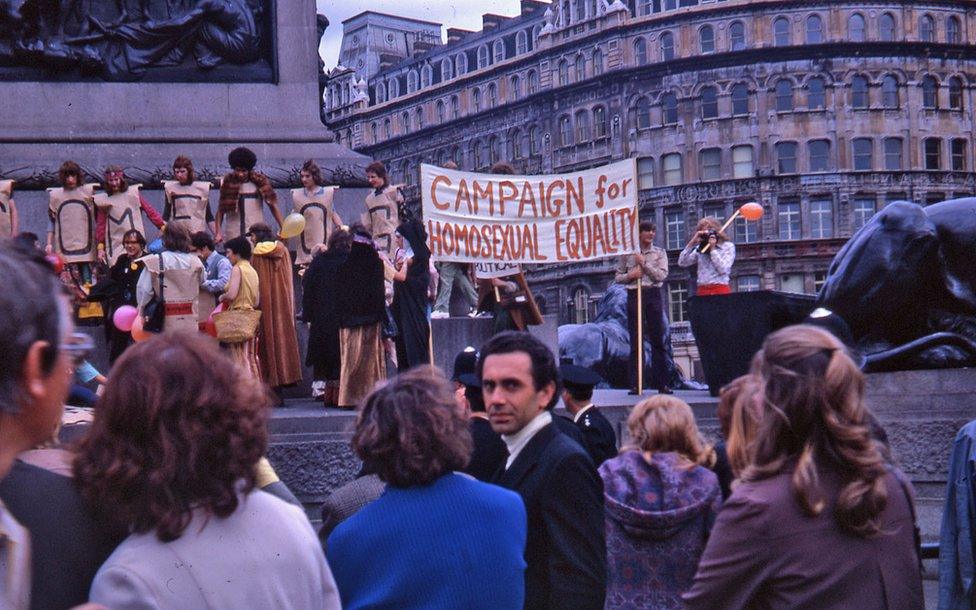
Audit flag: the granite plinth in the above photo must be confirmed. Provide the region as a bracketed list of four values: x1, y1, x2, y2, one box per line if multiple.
[429, 315, 559, 376]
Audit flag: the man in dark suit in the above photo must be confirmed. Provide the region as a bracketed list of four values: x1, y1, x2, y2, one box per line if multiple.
[480, 331, 606, 610]
[560, 364, 617, 466]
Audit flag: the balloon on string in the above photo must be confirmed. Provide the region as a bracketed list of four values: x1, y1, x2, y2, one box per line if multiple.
[279, 213, 307, 239]
[112, 305, 139, 332]
[740, 202, 764, 221]
[45, 253, 64, 274]
[130, 314, 152, 342]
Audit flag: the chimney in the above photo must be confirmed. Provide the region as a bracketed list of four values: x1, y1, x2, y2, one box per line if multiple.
[447, 28, 473, 43]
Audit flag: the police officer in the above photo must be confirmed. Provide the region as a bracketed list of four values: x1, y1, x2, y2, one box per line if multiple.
[560, 364, 617, 466]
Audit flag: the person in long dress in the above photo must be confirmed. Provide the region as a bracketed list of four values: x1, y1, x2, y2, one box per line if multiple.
[302, 229, 351, 407]
[390, 218, 431, 372]
[136, 222, 204, 337]
[219, 236, 261, 380]
[335, 225, 387, 409]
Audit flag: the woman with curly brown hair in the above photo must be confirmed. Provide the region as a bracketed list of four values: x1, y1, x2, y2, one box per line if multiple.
[684, 325, 923, 609]
[327, 367, 528, 609]
[599, 395, 721, 609]
[74, 333, 340, 609]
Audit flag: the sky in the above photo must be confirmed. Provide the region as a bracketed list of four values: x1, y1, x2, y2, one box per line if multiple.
[315, 0, 535, 68]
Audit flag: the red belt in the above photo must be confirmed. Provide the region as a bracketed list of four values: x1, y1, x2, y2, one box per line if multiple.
[697, 284, 731, 296]
[164, 302, 194, 316]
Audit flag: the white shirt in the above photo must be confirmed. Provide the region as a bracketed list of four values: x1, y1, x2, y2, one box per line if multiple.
[572, 404, 594, 424]
[502, 411, 553, 470]
[678, 241, 736, 286]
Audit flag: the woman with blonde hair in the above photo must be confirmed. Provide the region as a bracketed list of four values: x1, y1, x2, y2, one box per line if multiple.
[678, 216, 735, 295]
[685, 325, 923, 609]
[599, 395, 721, 609]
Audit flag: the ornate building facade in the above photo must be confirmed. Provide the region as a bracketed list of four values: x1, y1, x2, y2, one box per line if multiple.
[324, 0, 976, 379]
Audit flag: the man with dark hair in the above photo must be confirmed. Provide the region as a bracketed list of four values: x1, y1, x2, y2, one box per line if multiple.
[0, 243, 122, 609]
[190, 231, 232, 324]
[215, 147, 284, 243]
[479, 331, 606, 609]
[615, 219, 672, 394]
[560, 364, 616, 466]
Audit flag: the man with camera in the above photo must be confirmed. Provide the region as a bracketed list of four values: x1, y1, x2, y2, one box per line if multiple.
[678, 217, 736, 296]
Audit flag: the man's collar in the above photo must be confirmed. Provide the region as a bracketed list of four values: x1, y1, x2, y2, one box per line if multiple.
[502, 410, 552, 469]
[573, 404, 594, 423]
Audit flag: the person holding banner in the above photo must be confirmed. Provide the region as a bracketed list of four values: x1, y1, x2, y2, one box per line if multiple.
[678, 217, 735, 296]
[615, 221, 672, 395]
[362, 161, 404, 257]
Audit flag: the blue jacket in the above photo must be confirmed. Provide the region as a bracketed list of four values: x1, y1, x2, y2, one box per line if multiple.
[939, 420, 976, 610]
[328, 472, 527, 609]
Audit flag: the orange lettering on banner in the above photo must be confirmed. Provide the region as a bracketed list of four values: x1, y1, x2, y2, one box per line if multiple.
[498, 181, 518, 217]
[518, 181, 538, 218]
[431, 175, 451, 210]
[554, 220, 568, 261]
[456, 180, 473, 214]
[474, 182, 494, 216]
[546, 180, 564, 217]
[566, 177, 585, 215]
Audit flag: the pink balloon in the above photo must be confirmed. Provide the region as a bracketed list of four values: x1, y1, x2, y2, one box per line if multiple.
[113, 305, 139, 332]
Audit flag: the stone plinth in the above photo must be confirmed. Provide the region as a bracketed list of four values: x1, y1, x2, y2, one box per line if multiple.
[429, 315, 559, 374]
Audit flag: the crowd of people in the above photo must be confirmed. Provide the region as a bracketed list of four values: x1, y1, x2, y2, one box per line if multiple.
[0, 233, 935, 608]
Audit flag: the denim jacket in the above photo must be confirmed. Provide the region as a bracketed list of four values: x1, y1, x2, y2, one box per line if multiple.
[938, 420, 976, 610]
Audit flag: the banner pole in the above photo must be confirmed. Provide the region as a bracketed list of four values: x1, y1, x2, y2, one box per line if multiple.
[636, 276, 643, 395]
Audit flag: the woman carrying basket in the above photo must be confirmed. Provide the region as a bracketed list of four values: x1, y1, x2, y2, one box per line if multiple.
[219, 236, 261, 380]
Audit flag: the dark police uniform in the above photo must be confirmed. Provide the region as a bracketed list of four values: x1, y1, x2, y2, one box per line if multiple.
[560, 364, 617, 467]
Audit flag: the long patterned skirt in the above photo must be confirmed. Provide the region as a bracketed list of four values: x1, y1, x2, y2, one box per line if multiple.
[229, 336, 261, 381]
[338, 323, 385, 408]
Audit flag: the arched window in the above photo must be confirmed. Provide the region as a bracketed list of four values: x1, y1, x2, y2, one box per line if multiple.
[493, 40, 505, 63]
[572, 287, 590, 324]
[415, 107, 424, 130]
[456, 53, 468, 75]
[949, 76, 964, 110]
[699, 148, 721, 180]
[532, 24, 542, 42]
[634, 38, 648, 66]
[451, 95, 460, 119]
[488, 136, 500, 164]
[388, 78, 399, 98]
[808, 140, 831, 172]
[732, 145, 754, 178]
[660, 32, 675, 60]
[384, 118, 392, 139]
[773, 17, 791, 46]
[701, 86, 718, 119]
[527, 70, 539, 95]
[472, 88, 482, 112]
[441, 58, 454, 81]
[593, 106, 608, 138]
[574, 0, 586, 22]
[420, 65, 432, 88]
[558, 59, 570, 86]
[452, 146, 462, 167]
[510, 75, 521, 101]
[948, 16, 962, 44]
[376, 82, 387, 104]
[477, 45, 490, 69]
[487, 83, 498, 108]
[471, 139, 483, 169]
[575, 54, 586, 81]
[558, 115, 573, 147]
[775, 79, 794, 112]
[851, 75, 869, 109]
[919, 14, 935, 42]
[922, 75, 939, 109]
[407, 70, 419, 93]
[632, 97, 650, 129]
[848, 13, 866, 42]
[852, 138, 873, 170]
[436, 100, 446, 123]
[882, 75, 899, 108]
[529, 126, 541, 156]
[370, 122, 378, 143]
[729, 21, 746, 50]
[806, 77, 825, 109]
[516, 30, 528, 55]
[700, 25, 715, 54]
[593, 48, 604, 76]
[511, 129, 523, 159]
[806, 15, 824, 44]
[575, 110, 591, 142]
[884, 137, 903, 170]
[879, 13, 896, 41]
[732, 83, 749, 115]
[662, 153, 682, 185]
[662, 92, 678, 124]
[401, 111, 411, 134]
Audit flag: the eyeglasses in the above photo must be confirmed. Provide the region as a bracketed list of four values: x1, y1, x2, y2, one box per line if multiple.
[122, 240, 142, 245]
[60, 333, 95, 367]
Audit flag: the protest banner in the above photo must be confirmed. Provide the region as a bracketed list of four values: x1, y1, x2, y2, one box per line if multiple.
[474, 261, 521, 279]
[422, 160, 640, 265]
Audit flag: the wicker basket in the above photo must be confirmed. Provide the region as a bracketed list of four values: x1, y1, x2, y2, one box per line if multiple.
[213, 309, 262, 343]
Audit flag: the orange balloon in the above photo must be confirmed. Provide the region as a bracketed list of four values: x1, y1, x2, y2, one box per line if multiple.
[130, 314, 152, 342]
[740, 202, 764, 221]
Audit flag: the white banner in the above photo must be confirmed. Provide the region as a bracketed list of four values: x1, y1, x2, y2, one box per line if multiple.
[422, 160, 640, 264]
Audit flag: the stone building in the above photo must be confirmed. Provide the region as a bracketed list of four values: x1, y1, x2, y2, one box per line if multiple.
[323, 0, 976, 380]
